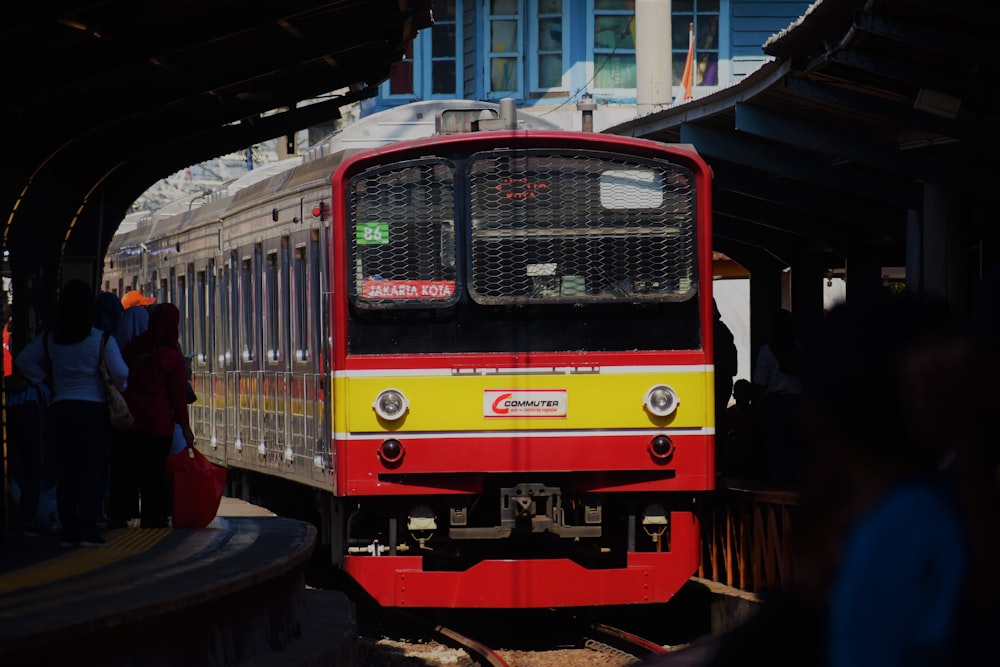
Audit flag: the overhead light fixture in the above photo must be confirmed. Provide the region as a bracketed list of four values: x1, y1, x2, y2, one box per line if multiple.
[913, 88, 961, 119]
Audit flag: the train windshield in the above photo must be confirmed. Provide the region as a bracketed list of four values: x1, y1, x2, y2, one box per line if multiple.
[346, 148, 702, 355]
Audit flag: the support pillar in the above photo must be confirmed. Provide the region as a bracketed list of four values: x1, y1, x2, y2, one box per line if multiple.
[789, 253, 826, 339]
[922, 183, 972, 322]
[845, 236, 883, 307]
[747, 258, 784, 372]
[635, 0, 672, 115]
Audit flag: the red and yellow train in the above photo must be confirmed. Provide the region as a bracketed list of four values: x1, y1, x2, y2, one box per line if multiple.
[103, 100, 717, 608]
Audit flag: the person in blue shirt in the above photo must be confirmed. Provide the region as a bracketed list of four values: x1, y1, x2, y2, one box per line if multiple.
[796, 292, 968, 667]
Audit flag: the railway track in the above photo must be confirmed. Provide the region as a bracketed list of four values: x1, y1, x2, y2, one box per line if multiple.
[308, 541, 709, 666]
[361, 606, 683, 667]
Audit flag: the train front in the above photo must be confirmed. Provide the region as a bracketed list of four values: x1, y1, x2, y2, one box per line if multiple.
[330, 131, 715, 608]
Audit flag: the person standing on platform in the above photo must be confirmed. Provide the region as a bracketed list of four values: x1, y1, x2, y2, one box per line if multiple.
[752, 308, 803, 487]
[120, 289, 155, 311]
[794, 293, 968, 667]
[718, 378, 764, 481]
[642, 294, 974, 667]
[121, 303, 193, 528]
[92, 291, 125, 523]
[4, 307, 54, 536]
[106, 304, 151, 528]
[15, 280, 128, 547]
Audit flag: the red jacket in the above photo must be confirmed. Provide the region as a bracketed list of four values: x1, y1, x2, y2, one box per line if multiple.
[122, 304, 191, 439]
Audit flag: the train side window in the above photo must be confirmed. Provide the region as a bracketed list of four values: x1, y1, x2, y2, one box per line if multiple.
[170, 267, 178, 307]
[177, 272, 188, 352]
[265, 250, 280, 364]
[187, 263, 195, 348]
[218, 263, 233, 366]
[280, 237, 291, 365]
[309, 230, 322, 361]
[240, 256, 255, 362]
[160, 275, 169, 308]
[206, 264, 215, 368]
[195, 269, 208, 364]
[292, 245, 308, 362]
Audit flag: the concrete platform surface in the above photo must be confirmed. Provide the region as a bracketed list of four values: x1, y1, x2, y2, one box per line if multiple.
[0, 497, 358, 667]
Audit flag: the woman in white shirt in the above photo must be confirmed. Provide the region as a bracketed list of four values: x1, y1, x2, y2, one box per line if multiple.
[16, 280, 128, 547]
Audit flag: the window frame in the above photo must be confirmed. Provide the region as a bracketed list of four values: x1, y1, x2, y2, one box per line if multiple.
[381, 0, 463, 100]
[217, 258, 234, 368]
[194, 267, 208, 365]
[671, 0, 723, 96]
[528, 0, 570, 94]
[264, 248, 281, 365]
[586, 0, 726, 99]
[483, 0, 525, 100]
[291, 243, 307, 363]
[587, 0, 638, 97]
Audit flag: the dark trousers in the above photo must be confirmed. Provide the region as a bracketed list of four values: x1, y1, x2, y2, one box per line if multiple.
[122, 429, 172, 527]
[107, 429, 139, 522]
[51, 400, 111, 542]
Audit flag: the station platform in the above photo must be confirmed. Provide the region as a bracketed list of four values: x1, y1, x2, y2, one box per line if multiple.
[0, 498, 358, 667]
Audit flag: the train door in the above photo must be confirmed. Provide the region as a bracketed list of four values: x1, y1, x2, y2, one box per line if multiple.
[176, 264, 190, 355]
[212, 254, 236, 464]
[260, 236, 291, 469]
[168, 267, 177, 308]
[189, 261, 213, 445]
[158, 273, 169, 307]
[318, 205, 335, 494]
[235, 242, 263, 462]
[289, 228, 330, 488]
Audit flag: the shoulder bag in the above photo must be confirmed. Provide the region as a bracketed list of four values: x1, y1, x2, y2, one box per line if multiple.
[100, 332, 135, 430]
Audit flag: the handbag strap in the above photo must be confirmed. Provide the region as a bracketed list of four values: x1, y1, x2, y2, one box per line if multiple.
[98, 331, 113, 378]
[42, 331, 54, 389]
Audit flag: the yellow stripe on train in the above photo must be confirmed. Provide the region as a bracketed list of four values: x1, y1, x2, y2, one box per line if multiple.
[335, 369, 714, 432]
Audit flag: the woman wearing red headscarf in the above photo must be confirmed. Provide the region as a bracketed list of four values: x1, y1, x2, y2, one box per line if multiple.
[121, 303, 193, 528]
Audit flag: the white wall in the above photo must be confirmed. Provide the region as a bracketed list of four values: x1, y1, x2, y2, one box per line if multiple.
[713, 276, 848, 386]
[714, 278, 752, 383]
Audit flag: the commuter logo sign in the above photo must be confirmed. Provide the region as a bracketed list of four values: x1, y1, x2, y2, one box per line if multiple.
[484, 389, 567, 418]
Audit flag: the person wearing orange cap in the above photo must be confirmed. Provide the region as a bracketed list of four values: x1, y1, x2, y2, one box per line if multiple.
[121, 290, 155, 310]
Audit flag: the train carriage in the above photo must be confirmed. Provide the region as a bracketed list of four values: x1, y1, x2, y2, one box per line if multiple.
[103, 100, 716, 609]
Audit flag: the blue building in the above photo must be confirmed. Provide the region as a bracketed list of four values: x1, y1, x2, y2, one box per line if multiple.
[361, 0, 814, 130]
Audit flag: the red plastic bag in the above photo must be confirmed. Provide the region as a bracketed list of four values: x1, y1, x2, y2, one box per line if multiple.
[167, 445, 227, 528]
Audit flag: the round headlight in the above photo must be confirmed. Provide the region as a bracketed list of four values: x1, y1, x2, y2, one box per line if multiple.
[643, 384, 679, 417]
[374, 388, 409, 421]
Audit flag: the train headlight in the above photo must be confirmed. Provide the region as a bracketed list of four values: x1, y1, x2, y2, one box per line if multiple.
[373, 388, 409, 421]
[643, 384, 679, 417]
